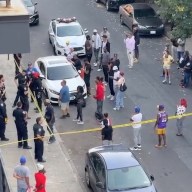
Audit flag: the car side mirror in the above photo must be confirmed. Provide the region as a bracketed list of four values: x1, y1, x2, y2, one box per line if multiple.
[49, 32, 54, 37]
[84, 28, 88, 34]
[96, 182, 105, 189]
[34, 2, 38, 5]
[150, 175, 155, 181]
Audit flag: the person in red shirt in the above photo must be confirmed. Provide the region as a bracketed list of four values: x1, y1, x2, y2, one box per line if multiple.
[34, 164, 46, 192]
[93, 77, 105, 121]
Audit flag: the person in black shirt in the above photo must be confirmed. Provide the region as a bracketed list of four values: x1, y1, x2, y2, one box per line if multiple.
[33, 117, 45, 162]
[133, 24, 140, 62]
[101, 118, 113, 145]
[18, 79, 30, 119]
[183, 57, 192, 88]
[0, 93, 9, 141]
[44, 99, 56, 144]
[112, 54, 120, 70]
[33, 72, 43, 112]
[72, 55, 82, 71]
[13, 70, 28, 108]
[73, 86, 85, 125]
[108, 62, 115, 100]
[13, 101, 32, 149]
[84, 59, 92, 96]
[85, 35, 92, 63]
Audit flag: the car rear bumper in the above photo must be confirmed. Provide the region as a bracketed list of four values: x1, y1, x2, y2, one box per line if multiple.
[138, 28, 164, 36]
[29, 13, 39, 25]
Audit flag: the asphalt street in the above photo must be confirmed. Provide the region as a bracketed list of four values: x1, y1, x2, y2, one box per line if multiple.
[22, 0, 192, 191]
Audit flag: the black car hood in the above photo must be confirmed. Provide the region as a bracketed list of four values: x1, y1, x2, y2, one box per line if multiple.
[136, 17, 163, 27]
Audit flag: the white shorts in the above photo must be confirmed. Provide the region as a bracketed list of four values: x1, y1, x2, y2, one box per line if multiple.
[60, 102, 69, 110]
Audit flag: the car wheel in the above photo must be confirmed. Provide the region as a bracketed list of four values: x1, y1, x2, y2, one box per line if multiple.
[36, 20, 39, 25]
[106, 1, 111, 11]
[120, 15, 124, 25]
[85, 169, 91, 188]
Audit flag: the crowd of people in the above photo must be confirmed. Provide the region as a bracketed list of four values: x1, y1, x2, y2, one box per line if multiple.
[0, 24, 190, 192]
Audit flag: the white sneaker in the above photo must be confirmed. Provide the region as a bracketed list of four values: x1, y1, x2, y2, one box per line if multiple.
[129, 65, 133, 68]
[73, 119, 79, 122]
[113, 107, 119, 111]
[94, 63, 98, 67]
[107, 94, 112, 99]
[110, 96, 114, 100]
[97, 68, 102, 71]
[162, 80, 167, 84]
[77, 121, 84, 125]
[137, 144, 141, 148]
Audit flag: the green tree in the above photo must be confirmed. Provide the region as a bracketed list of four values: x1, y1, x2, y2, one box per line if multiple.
[155, 0, 192, 38]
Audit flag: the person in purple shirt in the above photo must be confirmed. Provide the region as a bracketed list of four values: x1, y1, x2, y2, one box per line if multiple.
[154, 105, 168, 148]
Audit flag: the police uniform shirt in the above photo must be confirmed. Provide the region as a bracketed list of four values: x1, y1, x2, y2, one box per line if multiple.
[18, 84, 28, 98]
[13, 108, 26, 124]
[15, 73, 27, 85]
[0, 99, 7, 119]
[33, 124, 45, 139]
[34, 78, 43, 99]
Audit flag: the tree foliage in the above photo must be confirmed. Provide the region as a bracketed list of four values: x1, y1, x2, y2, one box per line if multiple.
[155, 0, 192, 38]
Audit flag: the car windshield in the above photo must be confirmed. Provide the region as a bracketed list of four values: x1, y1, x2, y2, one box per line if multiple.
[57, 25, 83, 37]
[23, 0, 33, 7]
[107, 166, 151, 191]
[47, 65, 78, 80]
[134, 8, 156, 18]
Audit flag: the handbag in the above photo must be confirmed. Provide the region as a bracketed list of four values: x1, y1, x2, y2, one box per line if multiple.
[120, 78, 127, 92]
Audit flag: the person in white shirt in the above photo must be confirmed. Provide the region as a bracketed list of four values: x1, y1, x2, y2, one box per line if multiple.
[124, 32, 135, 68]
[64, 40, 71, 56]
[176, 98, 187, 136]
[130, 106, 143, 150]
[92, 29, 102, 67]
[100, 27, 110, 41]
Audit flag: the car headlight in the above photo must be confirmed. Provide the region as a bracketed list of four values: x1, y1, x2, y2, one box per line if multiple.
[159, 24, 164, 28]
[49, 89, 60, 95]
[138, 25, 146, 29]
[56, 42, 64, 48]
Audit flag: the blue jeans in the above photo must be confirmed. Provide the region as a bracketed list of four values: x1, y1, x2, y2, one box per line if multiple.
[115, 90, 124, 109]
[93, 48, 100, 63]
[18, 188, 27, 192]
[97, 100, 103, 116]
[183, 72, 191, 87]
[177, 51, 184, 61]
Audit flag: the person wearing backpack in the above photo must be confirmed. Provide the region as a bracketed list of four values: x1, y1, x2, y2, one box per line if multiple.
[113, 72, 127, 111]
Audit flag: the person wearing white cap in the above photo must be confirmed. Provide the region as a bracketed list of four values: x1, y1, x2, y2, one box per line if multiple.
[34, 163, 46, 192]
[92, 29, 102, 67]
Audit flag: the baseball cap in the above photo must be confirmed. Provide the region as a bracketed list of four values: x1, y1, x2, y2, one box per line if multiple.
[158, 105, 164, 110]
[66, 40, 70, 44]
[37, 163, 44, 171]
[20, 156, 26, 164]
[93, 29, 97, 33]
[112, 66, 118, 70]
[135, 106, 140, 113]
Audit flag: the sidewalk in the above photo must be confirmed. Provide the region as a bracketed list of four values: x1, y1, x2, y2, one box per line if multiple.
[0, 55, 84, 192]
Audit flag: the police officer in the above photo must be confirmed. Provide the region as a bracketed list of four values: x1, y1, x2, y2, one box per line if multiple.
[18, 78, 30, 119]
[44, 99, 56, 144]
[13, 53, 22, 75]
[33, 117, 46, 162]
[33, 72, 43, 113]
[13, 70, 28, 108]
[0, 93, 9, 141]
[13, 101, 32, 149]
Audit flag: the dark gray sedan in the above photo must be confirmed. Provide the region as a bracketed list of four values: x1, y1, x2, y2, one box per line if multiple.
[85, 144, 157, 192]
